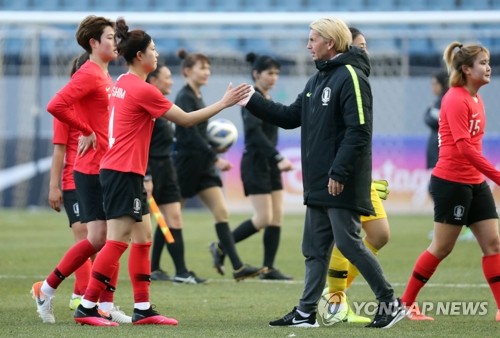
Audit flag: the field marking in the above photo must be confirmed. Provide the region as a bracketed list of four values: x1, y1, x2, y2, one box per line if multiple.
[0, 274, 488, 288]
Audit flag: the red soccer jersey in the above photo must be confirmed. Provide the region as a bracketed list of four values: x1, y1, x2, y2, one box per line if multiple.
[100, 73, 173, 175]
[433, 86, 500, 184]
[52, 116, 79, 190]
[47, 61, 113, 175]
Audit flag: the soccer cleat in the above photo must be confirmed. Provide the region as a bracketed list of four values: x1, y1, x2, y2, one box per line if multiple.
[209, 242, 225, 275]
[269, 307, 319, 328]
[173, 271, 207, 284]
[31, 281, 55, 324]
[151, 269, 171, 281]
[69, 295, 82, 311]
[106, 306, 132, 324]
[74, 304, 118, 326]
[233, 264, 265, 281]
[317, 290, 349, 326]
[345, 302, 371, 324]
[366, 298, 406, 329]
[406, 305, 434, 321]
[132, 306, 178, 325]
[259, 268, 292, 280]
[496, 309, 500, 321]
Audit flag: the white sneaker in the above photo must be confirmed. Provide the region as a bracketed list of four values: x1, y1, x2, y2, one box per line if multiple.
[103, 306, 132, 324]
[31, 281, 55, 324]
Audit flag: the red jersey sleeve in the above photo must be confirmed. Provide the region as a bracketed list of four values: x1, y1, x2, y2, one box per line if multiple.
[52, 117, 70, 145]
[139, 83, 173, 119]
[47, 63, 95, 135]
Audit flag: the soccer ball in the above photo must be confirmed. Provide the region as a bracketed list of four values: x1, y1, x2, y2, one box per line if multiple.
[317, 288, 349, 326]
[207, 118, 238, 153]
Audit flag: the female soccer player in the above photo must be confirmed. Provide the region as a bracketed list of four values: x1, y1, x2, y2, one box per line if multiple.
[48, 52, 92, 311]
[32, 15, 130, 324]
[402, 41, 500, 322]
[146, 64, 206, 284]
[210, 52, 293, 280]
[73, 18, 251, 326]
[174, 49, 262, 281]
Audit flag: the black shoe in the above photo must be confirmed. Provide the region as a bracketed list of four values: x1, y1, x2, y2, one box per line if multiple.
[74, 304, 118, 326]
[260, 268, 292, 280]
[151, 269, 171, 281]
[366, 298, 406, 329]
[173, 271, 207, 284]
[209, 242, 225, 275]
[132, 306, 178, 325]
[269, 307, 319, 327]
[233, 264, 264, 281]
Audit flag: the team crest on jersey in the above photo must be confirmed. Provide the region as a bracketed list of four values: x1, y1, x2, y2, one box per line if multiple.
[72, 203, 79, 217]
[453, 205, 465, 220]
[321, 87, 331, 106]
[133, 198, 141, 214]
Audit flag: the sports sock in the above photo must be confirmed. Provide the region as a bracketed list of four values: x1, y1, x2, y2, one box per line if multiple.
[327, 245, 349, 293]
[46, 239, 97, 290]
[74, 257, 92, 295]
[129, 242, 152, 304]
[166, 228, 188, 275]
[99, 261, 119, 305]
[401, 250, 441, 305]
[215, 222, 243, 270]
[263, 226, 280, 268]
[150, 225, 164, 271]
[232, 219, 258, 243]
[482, 253, 500, 308]
[346, 238, 379, 288]
[82, 240, 128, 305]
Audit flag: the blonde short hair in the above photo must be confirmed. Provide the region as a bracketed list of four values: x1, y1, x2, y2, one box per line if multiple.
[309, 17, 352, 53]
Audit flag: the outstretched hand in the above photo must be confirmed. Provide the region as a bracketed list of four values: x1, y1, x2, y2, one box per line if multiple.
[221, 83, 253, 108]
[237, 85, 255, 107]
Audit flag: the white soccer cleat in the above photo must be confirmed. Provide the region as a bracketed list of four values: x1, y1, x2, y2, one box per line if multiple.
[31, 281, 55, 324]
[100, 306, 132, 324]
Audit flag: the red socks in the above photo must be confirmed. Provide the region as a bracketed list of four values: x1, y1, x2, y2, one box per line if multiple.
[74, 258, 92, 295]
[482, 253, 500, 308]
[47, 239, 97, 289]
[84, 240, 128, 303]
[129, 242, 152, 304]
[402, 250, 441, 305]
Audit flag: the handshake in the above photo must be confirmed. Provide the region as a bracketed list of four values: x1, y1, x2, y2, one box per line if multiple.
[373, 179, 390, 200]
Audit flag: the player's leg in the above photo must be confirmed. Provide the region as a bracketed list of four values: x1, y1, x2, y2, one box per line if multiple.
[468, 182, 500, 321]
[199, 186, 262, 281]
[260, 189, 292, 280]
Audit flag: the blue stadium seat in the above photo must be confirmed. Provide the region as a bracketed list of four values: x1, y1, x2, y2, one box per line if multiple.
[458, 0, 490, 10]
[364, 0, 395, 11]
[0, 0, 29, 11]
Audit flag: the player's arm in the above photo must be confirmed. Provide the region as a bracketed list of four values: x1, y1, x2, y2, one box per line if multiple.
[48, 144, 66, 212]
[164, 83, 251, 127]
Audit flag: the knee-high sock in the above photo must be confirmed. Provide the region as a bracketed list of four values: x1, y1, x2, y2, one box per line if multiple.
[74, 258, 92, 296]
[166, 228, 188, 275]
[46, 239, 97, 290]
[401, 250, 441, 305]
[263, 226, 281, 269]
[150, 226, 165, 272]
[346, 238, 379, 289]
[99, 261, 120, 305]
[232, 219, 258, 243]
[327, 245, 349, 293]
[215, 222, 243, 270]
[482, 253, 500, 309]
[82, 240, 128, 305]
[129, 242, 152, 304]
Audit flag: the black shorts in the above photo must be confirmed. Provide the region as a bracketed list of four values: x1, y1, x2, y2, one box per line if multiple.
[149, 156, 181, 204]
[430, 175, 498, 226]
[100, 169, 149, 222]
[240, 152, 282, 196]
[62, 189, 80, 227]
[175, 151, 222, 198]
[73, 170, 106, 223]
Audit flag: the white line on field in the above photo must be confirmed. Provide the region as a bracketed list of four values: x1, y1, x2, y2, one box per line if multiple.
[0, 275, 489, 288]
